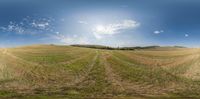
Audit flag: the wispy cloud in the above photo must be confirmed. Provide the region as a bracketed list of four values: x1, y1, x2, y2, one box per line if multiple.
[153, 30, 164, 34]
[78, 20, 88, 24]
[0, 16, 55, 35]
[92, 19, 140, 39]
[0, 21, 25, 34]
[31, 21, 49, 29]
[52, 33, 89, 45]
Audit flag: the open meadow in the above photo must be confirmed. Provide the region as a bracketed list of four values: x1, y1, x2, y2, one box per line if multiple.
[0, 45, 200, 99]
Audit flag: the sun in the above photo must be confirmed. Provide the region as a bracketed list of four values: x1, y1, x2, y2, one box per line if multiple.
[96, 25, 105, 32]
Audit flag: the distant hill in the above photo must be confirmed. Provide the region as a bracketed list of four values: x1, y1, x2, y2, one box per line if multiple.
[71, 44, 186, 50]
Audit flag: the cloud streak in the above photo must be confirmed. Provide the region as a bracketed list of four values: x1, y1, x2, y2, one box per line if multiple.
[78, 20, 88, 24]
[92, 19, 140, 39]
[153, 30, 164, 34]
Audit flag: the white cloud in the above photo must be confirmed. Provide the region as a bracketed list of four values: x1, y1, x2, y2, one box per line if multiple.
[78, 20, 88, 24]
[31, 22, 49, 29]
[0, 16, 55, 35]
[93, 19, 140, 39]
[153, 30, 164, 34]
[0, 21, 25, 34]
[30, 17, 52, 31]
[55, 32, 60, 35]
[185, 34, 189, 37]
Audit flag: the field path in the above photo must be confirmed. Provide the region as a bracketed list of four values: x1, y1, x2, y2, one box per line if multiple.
[103, 51, 173, 96]
[0, 48, 43, 67]
[70, 50, 99, 86]
[102, 51, 125, 93]
[58, 52, 95, 65]
[183, 53, 200, 80]
[1, 46, 200, 98]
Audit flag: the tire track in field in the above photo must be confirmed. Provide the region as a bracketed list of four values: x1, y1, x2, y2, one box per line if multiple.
[103, 52, 150, 95]
[1, 49, 43, 67]
[0, 49, 43, 82]
[0, 49, 71, 85]
[102, 52, 146, 95]
[69, 50, 99, 86]
[2, 48, 92, 68]
[57, 51, 96, 65]
[183, 53, 200, 80]
[103, 51, 175, 96]
[0, 49, 9, 79]
[0, 49, 44, 81]
[7, 48, 95, 68]
[102, 52, 125, 93]
[113, 51, 199, 68]
[132, 49, 200, 59]
[1, 49, 97, 82]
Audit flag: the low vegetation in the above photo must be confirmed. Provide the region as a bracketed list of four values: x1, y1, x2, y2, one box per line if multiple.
[0, 44, 199, 99]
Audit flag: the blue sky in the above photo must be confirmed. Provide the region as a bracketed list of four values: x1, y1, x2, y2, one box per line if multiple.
[0, 0, 200, 47]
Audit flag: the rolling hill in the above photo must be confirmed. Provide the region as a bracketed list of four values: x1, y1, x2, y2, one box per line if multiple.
[0, 45, 200, 99]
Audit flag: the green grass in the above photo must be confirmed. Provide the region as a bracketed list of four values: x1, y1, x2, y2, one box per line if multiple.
[0, 45, 200, 98]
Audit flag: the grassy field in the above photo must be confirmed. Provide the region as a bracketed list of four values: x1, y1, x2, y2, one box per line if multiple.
[0, 45, 200, 99]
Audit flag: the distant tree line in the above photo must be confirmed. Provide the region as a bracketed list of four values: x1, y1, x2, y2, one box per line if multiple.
[71, 44, 116, 50]
[71, 44, 186, 50]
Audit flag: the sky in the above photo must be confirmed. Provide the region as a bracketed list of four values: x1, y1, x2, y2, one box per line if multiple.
[0, 0, 200, 47]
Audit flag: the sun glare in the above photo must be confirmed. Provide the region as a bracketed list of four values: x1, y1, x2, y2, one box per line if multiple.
[96, 25, 105, 32]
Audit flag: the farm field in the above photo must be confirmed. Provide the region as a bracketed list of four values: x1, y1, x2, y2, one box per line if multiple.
[0, 45, 200, 99]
